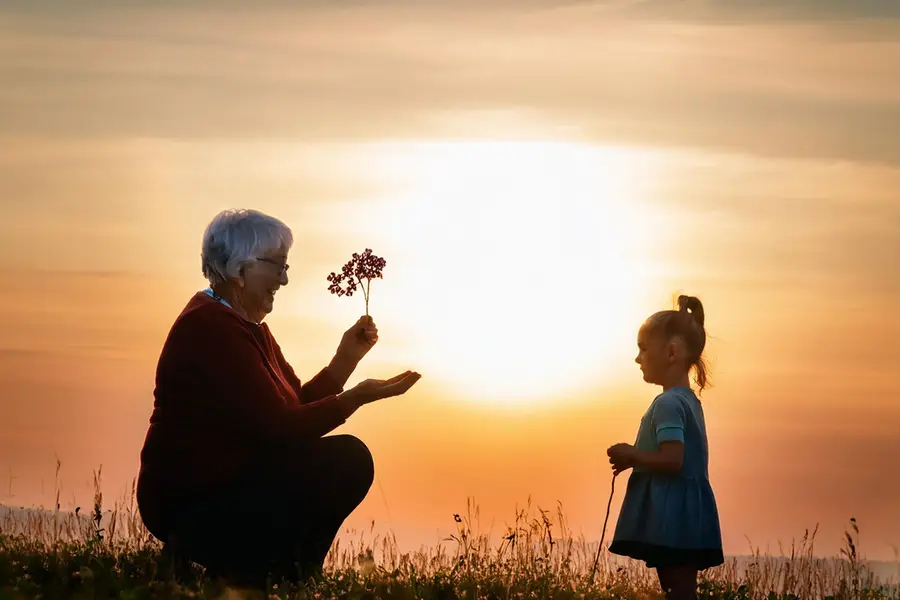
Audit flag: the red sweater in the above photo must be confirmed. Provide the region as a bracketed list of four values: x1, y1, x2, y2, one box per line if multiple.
[137, 292, 351, 535]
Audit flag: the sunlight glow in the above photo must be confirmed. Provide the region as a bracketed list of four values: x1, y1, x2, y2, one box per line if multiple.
[368, 140, 660, 405]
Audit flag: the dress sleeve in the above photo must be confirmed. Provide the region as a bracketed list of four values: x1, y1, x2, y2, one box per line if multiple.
[299, 368, 345, 403]
[651, 392, 687, 444]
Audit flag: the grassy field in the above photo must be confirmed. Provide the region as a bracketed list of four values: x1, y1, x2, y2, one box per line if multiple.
[1, 471, 897, 599]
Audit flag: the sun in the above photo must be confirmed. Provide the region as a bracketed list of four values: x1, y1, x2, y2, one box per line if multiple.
[367, 140, 658, 405]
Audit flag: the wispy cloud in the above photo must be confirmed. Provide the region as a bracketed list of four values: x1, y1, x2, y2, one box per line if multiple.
[643, 152, 900, 291]
[1, 3, 899, 163]
[608, 0, 900, 21]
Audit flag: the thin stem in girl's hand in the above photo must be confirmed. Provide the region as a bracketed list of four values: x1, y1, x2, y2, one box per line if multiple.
[590, 472, 618, 585]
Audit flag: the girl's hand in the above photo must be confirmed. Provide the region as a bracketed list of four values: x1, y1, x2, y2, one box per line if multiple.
[607, 443, 636, 474]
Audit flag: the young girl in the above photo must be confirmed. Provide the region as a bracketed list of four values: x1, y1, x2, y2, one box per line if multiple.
[606, 295, 724, 600]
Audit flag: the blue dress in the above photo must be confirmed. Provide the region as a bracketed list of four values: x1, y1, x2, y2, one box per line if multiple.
[608, 386, 724, 570]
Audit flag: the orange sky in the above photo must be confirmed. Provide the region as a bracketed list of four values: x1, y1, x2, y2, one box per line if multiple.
[1, 2, 899, 561]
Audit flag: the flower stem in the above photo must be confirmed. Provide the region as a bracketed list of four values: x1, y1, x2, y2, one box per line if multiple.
[358, 276, 370, 317]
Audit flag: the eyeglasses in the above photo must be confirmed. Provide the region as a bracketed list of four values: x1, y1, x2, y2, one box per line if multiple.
[256, 257, 290, 276]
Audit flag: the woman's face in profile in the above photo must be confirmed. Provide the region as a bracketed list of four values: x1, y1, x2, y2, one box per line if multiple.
[242, 245, 290, 320]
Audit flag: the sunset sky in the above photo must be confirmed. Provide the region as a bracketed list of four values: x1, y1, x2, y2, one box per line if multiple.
[1, 1, 899, 561]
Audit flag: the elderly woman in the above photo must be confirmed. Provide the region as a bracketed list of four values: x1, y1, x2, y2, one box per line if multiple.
[136, 208, 421, 587]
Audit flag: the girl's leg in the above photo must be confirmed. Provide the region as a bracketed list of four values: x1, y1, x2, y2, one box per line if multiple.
[656, 566, 698, 600]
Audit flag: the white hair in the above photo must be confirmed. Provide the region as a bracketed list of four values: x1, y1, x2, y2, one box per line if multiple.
[200, 209, 293, 286]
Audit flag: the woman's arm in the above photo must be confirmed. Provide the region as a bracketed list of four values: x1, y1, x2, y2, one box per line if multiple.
[324, 316, 378, 388]
[267, 320, 372, 402]
[264, 327, 348, 403]
[194, 315, 354, 441]
[325, 353, 358, 388]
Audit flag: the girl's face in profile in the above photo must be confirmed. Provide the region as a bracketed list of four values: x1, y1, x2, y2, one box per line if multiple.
[635, 325, 673, 386]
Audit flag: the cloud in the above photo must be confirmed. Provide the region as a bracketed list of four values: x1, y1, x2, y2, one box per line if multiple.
[615, 0, 900, 21]
[8, 0, 900, 19]
[1, 5, 899, 164]
[640, 152, 900, 295]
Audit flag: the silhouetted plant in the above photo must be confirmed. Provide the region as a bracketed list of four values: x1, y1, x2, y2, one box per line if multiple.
[327, 248, 386, 316]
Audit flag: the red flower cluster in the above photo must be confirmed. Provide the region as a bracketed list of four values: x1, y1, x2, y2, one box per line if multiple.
[327, 248, 386, 315]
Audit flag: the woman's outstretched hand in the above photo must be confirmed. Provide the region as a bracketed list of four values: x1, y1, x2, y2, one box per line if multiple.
[339, 371, 422, 410]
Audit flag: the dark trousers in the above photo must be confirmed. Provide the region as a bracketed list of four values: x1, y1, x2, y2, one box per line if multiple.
[164, 434, 374, 587]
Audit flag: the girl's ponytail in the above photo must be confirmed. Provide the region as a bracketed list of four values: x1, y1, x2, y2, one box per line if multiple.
[677, 294, 705, 328]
